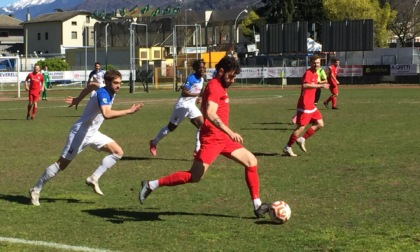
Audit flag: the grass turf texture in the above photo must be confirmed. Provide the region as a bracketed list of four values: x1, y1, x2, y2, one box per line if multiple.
[0, 86, 419, 251]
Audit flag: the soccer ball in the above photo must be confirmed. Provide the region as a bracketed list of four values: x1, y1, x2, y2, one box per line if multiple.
[269, 200, 291, 224]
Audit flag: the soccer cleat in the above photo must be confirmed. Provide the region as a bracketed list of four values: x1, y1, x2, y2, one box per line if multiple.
[26, 114, 30, 120]
[139, 180, 152, 204]
[149, 140, 157, 157]
[254, 203, 270, 218]
[29, 188, 40, 206]
[296, 139, 307, 153]
[283, 146, 297, 157]
[86, 176, 104, 196]
[332, 107, 339, 110]
[323, 102, 329, 109]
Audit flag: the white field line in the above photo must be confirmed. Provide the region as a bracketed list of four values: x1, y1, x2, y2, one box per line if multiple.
[0, 236, 113, 252]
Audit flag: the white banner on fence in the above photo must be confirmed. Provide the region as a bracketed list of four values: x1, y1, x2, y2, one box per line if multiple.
[0, 70, 131, 84]
[390, 64, 417, 75]
[1, 65, 417, 84]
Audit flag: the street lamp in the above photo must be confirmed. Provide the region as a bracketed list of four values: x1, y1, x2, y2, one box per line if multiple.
[184, 8, 192, 80]
[234, 9, 248, 44]
[413, 0, 420, 49]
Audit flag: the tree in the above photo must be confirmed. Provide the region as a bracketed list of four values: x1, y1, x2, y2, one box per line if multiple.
[36, 58, 69, 71]
[323, 0, 396, 48]
[387, 0, 420, 47]
[240, 11, 261, 42]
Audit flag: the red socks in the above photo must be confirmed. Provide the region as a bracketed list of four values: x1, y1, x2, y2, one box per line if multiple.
[245, 166, 260, 200]
[158, 171, 192, 186]
[302, 127, 315, 140]
[287, 134, 298, 147]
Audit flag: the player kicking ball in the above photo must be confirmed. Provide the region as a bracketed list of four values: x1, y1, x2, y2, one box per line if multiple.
[29, 70, 143, 206]
[139, 56, 271, 218]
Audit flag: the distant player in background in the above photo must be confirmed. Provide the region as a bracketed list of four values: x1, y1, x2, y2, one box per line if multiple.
[25, 65, 44, 120]
[283, 55, 330, 157]
[292, 64, 327, 124]
[28, 70, 143, 206]
[88, 62, 105, 87]
[41, 65, 50, 100]
[314, 66, 327, 104]
[149, 59, 206, 157]
[140, 56, 271, 219]
[323, 58, 340, 109]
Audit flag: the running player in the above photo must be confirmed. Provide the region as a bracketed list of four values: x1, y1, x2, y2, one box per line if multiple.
[139, 56, 271, 218]
[283, 55, 330, 157]
[149, 59, 206, 157]
[25, 65, 44, 120]
[323, 58, 340, 109]
[29, 70, 143, 206]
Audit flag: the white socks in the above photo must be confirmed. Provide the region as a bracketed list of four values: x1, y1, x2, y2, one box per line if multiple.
[195, 128, 201, 152]
[34, 162, 60, 191]
[153, 126, 170, 145]
[148, 180, 159, 190]
[253, 198, 262, 210]
[92, 154, 121, 179]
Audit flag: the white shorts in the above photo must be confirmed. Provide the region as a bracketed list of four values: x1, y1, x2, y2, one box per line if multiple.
[61, 130, 113, 160]
[169, 103, 202, 125]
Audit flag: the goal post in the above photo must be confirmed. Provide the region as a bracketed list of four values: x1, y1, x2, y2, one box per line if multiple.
[0, 56, 21, 97]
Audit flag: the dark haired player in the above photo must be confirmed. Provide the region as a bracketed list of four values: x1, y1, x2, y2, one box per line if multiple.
[140, 56, 271, 218]
[149, 59, 206, 157]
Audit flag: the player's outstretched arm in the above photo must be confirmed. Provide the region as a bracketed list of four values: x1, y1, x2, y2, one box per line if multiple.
[65, 77, 101, 110]
[100, 102, 144, 119]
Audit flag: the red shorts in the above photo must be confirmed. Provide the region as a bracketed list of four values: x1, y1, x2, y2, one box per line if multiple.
[29, 91, 40, 102]
[329, 85, 338, 96]
[195, 136, 243, 164]
[297, 109, 322, 126]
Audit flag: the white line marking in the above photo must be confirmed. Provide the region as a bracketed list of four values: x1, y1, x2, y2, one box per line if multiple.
[0, 236, 113, 252]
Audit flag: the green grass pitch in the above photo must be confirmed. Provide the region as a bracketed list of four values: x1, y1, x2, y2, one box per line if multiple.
[0, 85, 419, 251]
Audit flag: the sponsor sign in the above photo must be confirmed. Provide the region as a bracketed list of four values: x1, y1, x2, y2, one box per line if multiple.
[390, 64, 417, 75]
[363, 65, 390, 76]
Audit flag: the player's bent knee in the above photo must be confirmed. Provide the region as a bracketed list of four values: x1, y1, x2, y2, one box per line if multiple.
[113, 153, 123, 160]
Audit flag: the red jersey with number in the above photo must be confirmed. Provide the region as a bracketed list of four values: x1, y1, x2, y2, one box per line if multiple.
[297, 69, 318, 110]
[27, 72, 44, 94]
[328, 65, 338, 86]
[200, 78, 229, 141]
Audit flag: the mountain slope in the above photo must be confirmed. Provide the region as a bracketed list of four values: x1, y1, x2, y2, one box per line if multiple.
[1, 0, 261, 21]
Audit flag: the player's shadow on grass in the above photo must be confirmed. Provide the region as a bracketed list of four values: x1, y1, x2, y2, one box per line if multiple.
[51, 115, 81, 118]
[0, 194, 95, 205]
[83, 208, 254, 223]
[252, 152, 280, 157]
[121, 156, 191, 162]
[0, 118, 21, 121]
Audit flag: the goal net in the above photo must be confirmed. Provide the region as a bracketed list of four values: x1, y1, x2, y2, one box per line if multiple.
[0, 56, 22, 97]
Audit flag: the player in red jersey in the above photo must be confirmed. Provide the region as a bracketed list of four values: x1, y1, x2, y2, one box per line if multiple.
[139, 56, 271, 218]
[323, 58, 340, 109]
[283, 55, 330, 157]
[25, 65, 44, 120]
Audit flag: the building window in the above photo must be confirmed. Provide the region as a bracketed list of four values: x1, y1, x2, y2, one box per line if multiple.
[86, 16, 90, 24]
[0, 31, 8, 37]
[37, 33, 41, 40]
[72, 21, 77, 26]
[71, 31, 77, 39]
[45, 32, 48, 40]
[90, 30, 95, 45]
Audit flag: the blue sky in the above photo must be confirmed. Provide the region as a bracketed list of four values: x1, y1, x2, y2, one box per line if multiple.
[1, 0, 17, 6]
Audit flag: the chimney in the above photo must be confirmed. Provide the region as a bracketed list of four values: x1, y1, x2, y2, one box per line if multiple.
[26, 8, 30, 21]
